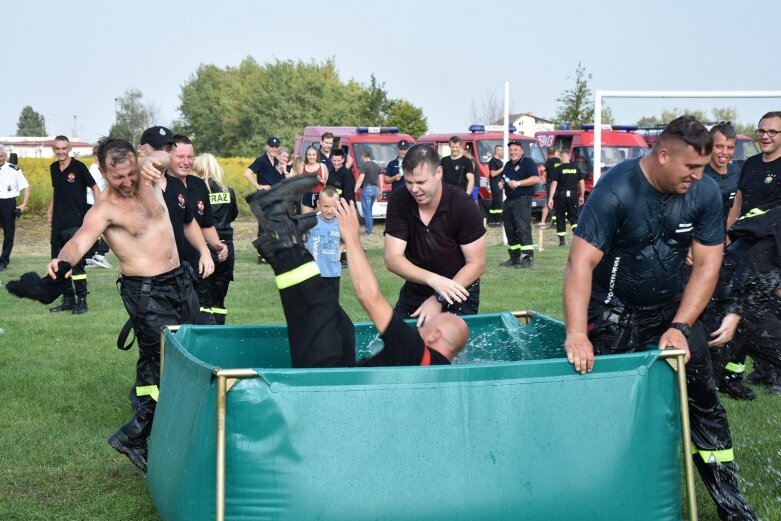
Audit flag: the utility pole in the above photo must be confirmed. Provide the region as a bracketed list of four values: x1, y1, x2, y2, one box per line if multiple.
[73, 115, 78, 138]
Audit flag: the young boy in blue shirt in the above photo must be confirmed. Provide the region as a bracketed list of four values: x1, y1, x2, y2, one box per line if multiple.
[306, 186, 343, 298]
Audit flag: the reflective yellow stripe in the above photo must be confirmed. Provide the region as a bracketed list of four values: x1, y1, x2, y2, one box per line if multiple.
[335, 188, 343, 195]
[275, 261, 320, 289]
[691, 446, 734, 463]
[520, 245, 534, 251]
[489, 209, 503, 214]
[200, 307, 213, 314]
[211, 307, 227, 315]
[137, 385, 159, 401]
[738, 207, 767, 221]
[508, 244, 521, 250]
[71, 274, 87, 280]
[571, 224, 577, 230]
[724, 362, 745, 374]
[557, 232, 566, 237]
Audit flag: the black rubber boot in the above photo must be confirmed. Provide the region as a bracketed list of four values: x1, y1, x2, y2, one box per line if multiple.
[108, 402, 154, 473]
[49, 291, 75, 312]
[717, 374, 756, 401]
[500, 249, 520, 267]
[516, 255, 534, 269]
[559, 235, 566, 246]
[247, 174, 319, 262]
[693, 458, 758, 521]
[72, 297, 88, 315]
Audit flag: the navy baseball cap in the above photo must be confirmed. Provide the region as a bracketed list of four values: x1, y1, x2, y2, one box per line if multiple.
[267, 136, 281, 146]
[398, 139, 411, 149]
[140, 126, 174, 149]
[507, 139, 524, 147]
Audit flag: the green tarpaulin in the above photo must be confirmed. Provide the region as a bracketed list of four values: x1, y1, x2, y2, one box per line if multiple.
[148, 312, 682, 521]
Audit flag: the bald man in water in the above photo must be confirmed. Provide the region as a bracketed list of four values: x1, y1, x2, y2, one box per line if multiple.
[247, 174, 469, 368]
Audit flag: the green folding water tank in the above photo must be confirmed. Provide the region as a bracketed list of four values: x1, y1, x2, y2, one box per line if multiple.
[147, 312, 683, 521]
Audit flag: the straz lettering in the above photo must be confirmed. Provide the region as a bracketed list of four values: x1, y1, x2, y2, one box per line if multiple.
[209, 192, 230, 204]
[604, 256, 621, 304]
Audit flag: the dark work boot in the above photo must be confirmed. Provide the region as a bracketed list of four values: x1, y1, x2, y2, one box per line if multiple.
[717, 375, 756, 401]
[247, 174, 319, 262]
[72, 297, 88, 315]
[744, 359, 773, 386]
[558, 235, 566, 246]
[108, 402, 154, 472]
[49, 292, 75, 312]
[500, 249, 520, 267]
[516, 255, 534, 269]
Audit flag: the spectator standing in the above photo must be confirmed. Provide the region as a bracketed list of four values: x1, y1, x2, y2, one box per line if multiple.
[192, 153, 238, 324]
[306, 187, 342, 299]
[540, 148, 560, 228]
[440, 136, 474, 195]
[86, 145, 111, 268]
[319, 131, 353, 173]
[47, 135, 99, 314]
[487, 145, 504, 227]
[0, 145, 30, 271]
[356, 151, 381, 235]
[546, 150, 584, 246]
[325, 149, 355, 203]
[500, 139, 541, 268]
[384, 139, 411, 194]
[301, 146, 329, 214]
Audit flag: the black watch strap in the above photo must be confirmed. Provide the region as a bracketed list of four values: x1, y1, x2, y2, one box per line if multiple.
[670, 322, 691, 338]
[435, 293, 448, 306]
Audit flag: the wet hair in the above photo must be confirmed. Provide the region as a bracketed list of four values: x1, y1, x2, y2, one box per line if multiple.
[320, 186, 339, 199]
[402, 144, 440, 176]
[760, 111, 781, 122]
[709, 122, 736, 141]
[320, 132, 334, 141]
[172, 134, 192, 146]
[54, 135, 69, 143]
[331, 148, 345, 157]
[192, 153, 227, 192]
[96, 137, 137, 171]
[655, 115, 712, 156]
[449, 135, 462, 145]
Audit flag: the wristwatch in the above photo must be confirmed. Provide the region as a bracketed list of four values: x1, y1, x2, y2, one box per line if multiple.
[669, 322, 691, 338]
[435, 294, 448, 306]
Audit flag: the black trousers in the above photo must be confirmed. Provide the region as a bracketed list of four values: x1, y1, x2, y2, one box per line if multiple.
[588, 300, 757, 521]
[488, 178, 503, 224]
[502, 196, 533, 260]
[272, 248, 355, 368]
[553, 192, 579, 235]
[0, 197, 17, 265]
[51, 226, 88, 298]
[116, 265, 202, 445]
[197, 241, 235, 325]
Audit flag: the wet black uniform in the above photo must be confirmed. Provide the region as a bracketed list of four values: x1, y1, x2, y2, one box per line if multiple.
[549, 161, 582, 238]
[703, 163, 741, 227]
[739, 153, 781, 214]
[575, 158, 757, 521]
[50, 159, 96, 302]
[487, 156, 504, 224]
[204, 180, 238, 324]
[440, 155, 474, 192]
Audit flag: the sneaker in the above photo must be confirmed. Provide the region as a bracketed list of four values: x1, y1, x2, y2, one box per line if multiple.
[718, 378, 756, 401]
[537, 222, 546, 228]
[85, 258, 96, 268]
[92, 255, 112, 269]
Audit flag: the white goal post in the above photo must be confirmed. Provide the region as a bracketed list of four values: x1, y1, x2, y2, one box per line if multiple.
[592, 90, 781, 185]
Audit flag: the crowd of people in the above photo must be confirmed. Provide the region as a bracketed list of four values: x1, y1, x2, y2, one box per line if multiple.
[2, 114, 779, 520]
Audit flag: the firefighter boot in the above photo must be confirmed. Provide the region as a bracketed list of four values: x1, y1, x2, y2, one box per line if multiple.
[49, 290, 75, 312]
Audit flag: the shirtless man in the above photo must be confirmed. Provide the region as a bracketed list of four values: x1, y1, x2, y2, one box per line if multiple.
[46, 138, 203, 472]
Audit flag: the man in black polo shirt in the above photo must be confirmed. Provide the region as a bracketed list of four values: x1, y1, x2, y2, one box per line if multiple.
[243, 136, 282, 191]
[487, 145, 504, 227]
[385, 139, 411, 194]
[47, 135, 100, 314]
[500, 140, 540, 268]
[440, 135, 475, 195]
[385, 145, 485, 327]
[564, 116, 757, 521]
[703, 122, 741, 230]
[247, 174, 469, 368]
[547, 150, 584, 246]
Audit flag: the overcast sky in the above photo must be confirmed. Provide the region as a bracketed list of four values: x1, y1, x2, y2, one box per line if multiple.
[4, 0, 778, 144]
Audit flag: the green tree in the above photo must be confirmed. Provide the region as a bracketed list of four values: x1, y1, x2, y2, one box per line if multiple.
[554, 62, 613, 129]
[637, 107, 754, 137]
[177, 57, 427, 156]
[16, 106, 46, 136]
[384, 100, 428, 138]
[109, 89, 156, 146]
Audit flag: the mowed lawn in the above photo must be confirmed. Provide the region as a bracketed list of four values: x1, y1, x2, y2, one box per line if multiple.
[0, 219, 779, 521]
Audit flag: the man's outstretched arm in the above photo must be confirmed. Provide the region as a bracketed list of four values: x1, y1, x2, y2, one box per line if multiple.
[335, 199, 393, 335]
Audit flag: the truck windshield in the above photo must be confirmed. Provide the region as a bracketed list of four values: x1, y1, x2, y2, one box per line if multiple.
[575, 146, 649, 175]
[352, 143, 403, 169]
[476, 139, 546, 165]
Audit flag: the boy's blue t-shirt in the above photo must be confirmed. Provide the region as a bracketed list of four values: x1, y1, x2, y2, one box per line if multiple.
[306, 214, 342, 278]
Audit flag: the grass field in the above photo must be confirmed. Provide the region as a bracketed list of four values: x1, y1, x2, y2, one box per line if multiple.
[0, 218, 779, 521]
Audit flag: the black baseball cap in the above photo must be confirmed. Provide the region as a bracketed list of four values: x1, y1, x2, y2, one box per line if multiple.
[140, 126, 175, 149]
[267, 136, 281, 146]
[507, 139, 524, 147]
[398, 139, 411, 149]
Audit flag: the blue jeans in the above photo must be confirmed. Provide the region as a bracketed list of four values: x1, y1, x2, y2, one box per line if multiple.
[360, 185, 378, 234]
